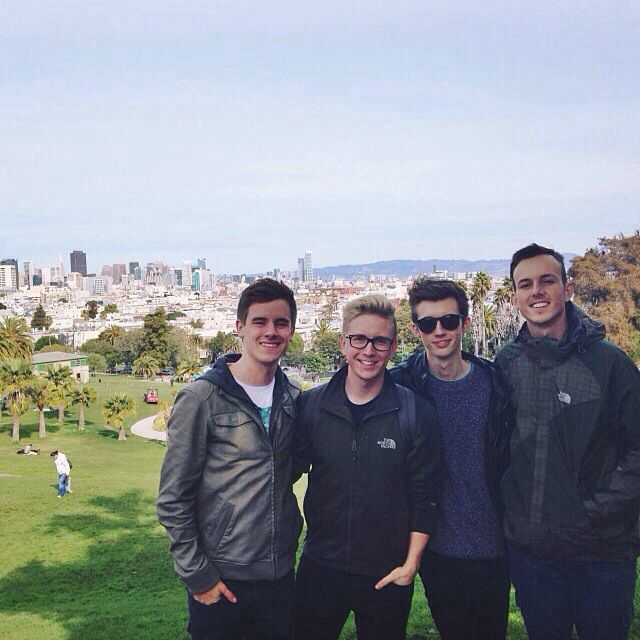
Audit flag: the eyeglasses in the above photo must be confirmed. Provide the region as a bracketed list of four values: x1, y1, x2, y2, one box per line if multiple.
[415, 314, 464, 334]
[344, 334, 394, 352]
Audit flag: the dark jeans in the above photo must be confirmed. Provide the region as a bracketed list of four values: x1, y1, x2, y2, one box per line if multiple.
[508, 542, 637, 640]
[187, 570, 295, 640]
[419, 550, 510, 640]
[295, 555, 414, 640]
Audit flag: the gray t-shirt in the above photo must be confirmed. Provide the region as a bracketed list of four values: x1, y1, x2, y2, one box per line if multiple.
[428, 363, 504, 559]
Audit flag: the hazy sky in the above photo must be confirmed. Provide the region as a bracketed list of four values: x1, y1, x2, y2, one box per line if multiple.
[2, 1, 639, 273]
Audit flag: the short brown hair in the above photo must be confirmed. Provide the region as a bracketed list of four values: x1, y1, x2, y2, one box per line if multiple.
[237, 278, 297, 327]
[510, 243, 567, 286]
[407, 277, 469, 320]
[341, 294, 397, 339]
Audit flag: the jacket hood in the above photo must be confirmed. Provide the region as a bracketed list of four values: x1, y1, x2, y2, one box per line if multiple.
[198, 353, 290, 403]
[516, 302, 605, 361]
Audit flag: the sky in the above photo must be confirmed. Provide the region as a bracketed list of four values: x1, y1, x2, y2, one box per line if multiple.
[1, 1, 639, 274]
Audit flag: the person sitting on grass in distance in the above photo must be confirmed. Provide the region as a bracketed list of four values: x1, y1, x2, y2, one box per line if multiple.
[158, 278, 303, 640]
[390, 278, 512, 640]
[294, 294, 441, 640]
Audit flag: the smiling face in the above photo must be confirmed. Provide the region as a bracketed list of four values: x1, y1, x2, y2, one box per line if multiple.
[340, 313, 397, 385]
[236, 299, 294, 368]
[512, 253, 573, 340]
[411, 297, 470, 363]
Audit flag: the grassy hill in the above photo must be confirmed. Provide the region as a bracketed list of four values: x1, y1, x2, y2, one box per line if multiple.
[0, 375, 629, 639]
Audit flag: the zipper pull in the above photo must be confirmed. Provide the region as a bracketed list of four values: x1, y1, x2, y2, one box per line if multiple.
[352, 438, 357, 460]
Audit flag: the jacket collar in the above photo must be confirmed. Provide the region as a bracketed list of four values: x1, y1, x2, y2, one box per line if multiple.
[320, 365, 399, 424]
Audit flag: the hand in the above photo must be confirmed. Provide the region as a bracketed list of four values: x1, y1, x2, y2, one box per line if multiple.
[374, 565, 417, 590]
[194, 579, 237, 605]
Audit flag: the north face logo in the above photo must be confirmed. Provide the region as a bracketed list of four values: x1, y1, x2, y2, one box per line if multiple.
[377, 438, 396, 449]
[557, 391, 572, 404]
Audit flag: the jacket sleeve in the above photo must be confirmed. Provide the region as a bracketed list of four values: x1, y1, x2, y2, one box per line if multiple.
[293, 392, 312, 482]
[156, 387, 221, 594]
[407, 394, 442, 535]
[583, 352, 640, 525]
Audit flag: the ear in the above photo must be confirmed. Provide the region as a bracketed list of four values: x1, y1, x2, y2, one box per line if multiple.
[235, 319, 245, 338]
[339, 335, 348, 356]
[565, 279, 573, 301]
[510, 291, 517, 308]
[389, 339, 398, 359]
[410, 323, 421, 339]
[462, 316, 471, 332]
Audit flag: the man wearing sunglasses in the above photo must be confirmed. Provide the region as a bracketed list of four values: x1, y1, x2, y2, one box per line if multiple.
[294, 294, 441, 640]
[390, 278, 511, 640]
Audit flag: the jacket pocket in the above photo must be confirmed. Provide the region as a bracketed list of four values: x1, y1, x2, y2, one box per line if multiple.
[204, 502, 235, 553]
[214, 411, 254, 428]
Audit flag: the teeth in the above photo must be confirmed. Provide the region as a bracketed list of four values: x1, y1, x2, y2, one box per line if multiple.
[531, 302, 548, 308]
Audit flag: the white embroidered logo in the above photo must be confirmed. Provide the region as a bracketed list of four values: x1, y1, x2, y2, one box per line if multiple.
[557, 391, 571, 404]
[377, 438, 396, 450]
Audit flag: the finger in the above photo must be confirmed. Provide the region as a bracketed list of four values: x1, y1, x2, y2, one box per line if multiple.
[219, 583, 238, 603]
[375, 573, 394, 590]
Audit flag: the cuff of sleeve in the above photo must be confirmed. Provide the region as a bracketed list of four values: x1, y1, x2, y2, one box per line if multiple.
[182, 563, 221, 595]
[410, 508, 435, 536]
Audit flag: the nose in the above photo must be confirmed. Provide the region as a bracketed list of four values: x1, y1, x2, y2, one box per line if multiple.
[434, 320, 446, 335]
[363, 340, 377, 355]
[532, 281, 544, 295]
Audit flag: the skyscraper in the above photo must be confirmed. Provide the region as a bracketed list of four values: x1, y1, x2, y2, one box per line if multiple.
[1, 259, 18, 290]
[70, 250, 87, 276]
[304, 250, 313, 282]
[112, 263, 126, 285]
[23, 260, 34, 288]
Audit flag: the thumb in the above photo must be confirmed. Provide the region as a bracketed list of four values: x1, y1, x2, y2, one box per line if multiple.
[375, 572, 394, 590]
[219, 581, 238, 603]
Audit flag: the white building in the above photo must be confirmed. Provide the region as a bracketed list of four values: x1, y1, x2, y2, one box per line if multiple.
[0, 264, 17, 290]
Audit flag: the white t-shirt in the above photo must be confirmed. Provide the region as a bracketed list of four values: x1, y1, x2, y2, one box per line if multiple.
[54, 452, 71, 475]
[233, 376, 275, 433]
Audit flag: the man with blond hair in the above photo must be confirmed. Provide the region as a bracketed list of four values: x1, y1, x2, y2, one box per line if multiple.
[294, 294, 441, 640]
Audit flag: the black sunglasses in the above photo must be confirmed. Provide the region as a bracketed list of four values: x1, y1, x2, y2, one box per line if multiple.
[415, 313, 464, 334]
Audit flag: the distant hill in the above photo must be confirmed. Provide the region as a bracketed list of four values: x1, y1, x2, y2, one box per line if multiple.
[313, 255, 576, 279]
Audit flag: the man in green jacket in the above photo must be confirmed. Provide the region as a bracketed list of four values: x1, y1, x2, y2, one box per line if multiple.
[497, 243, 640, 640]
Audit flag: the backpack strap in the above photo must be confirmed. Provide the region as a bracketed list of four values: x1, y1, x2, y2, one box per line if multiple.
[302, 385, 324, 436]
[395, 384, 416, 450]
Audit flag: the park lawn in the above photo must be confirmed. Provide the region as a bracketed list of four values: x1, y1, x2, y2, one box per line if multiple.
[0, 375, 637, 639]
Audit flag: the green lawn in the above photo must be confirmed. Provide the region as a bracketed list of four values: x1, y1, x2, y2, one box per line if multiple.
[0, 375, 637, 639]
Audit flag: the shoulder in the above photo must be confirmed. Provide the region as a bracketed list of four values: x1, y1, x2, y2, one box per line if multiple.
[177, 378, 216, 404]
[395, 384, 437, 429]
[494, 341, 522, 371]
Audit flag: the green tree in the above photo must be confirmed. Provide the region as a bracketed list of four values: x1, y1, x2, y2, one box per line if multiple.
[29, 378, 55, 438]
[177, 359, 202, 382]
[569, 231, 640, 357]
[132, 353, 161, 380]
[207, 331, 241, 357]
[81, 300, 99, 320]
[69, 385, 97, 431]
[0, 359, 34, 441]
[79, 337, 121, 369]
[39, 344, 73, 354]
[395, 300, 422, 356]
[99, 303, 118, 320]
[100, 325, 124, 346]
[140, 308, 172, 366]
[45, 366, 74, 422]
[86, 353, 108, 372]
[282, 333, 305, 367]
[102, 393, 136, 441]
[34, 335, 60, 351]
[31, 305, 53, 331]
[470, 272, 492, 355]
[0, 316, 34, 361]
[166, 310, 187, 321]
[189, 319, 204, 329]
[300, 351, 329, 375]
[311, 331, 343, 369]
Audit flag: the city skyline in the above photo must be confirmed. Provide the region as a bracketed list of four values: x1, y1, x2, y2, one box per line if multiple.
[3, 3, 639, 271]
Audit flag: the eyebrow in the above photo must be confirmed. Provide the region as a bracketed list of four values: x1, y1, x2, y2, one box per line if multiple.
[250, 316, 290, 323]
[516, 273, 559, 286]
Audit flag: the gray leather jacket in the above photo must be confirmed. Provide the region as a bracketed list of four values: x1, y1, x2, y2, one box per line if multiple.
[157, 355, 303, 594]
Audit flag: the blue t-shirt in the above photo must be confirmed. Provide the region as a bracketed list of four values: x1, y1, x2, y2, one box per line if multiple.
[428, 363, 504, 559]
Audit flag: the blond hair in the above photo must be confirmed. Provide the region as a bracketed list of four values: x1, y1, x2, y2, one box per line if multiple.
[341, 294, 397, 339]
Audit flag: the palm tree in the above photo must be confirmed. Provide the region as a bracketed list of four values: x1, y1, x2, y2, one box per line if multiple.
[132, 353, 161, 380]
[189, 332, 204, 350]
[102, 393, 136, 441]
[470, 272, 492, 355]
[493, 277, 513, 308]
[69, 385, 97, 431]
[493, 277, 521, 348]
[0, 316, 34, 361]
[483, 304, 497, 354]
[100, 325, 123, 346]
[177, 359, 201, 382]
[0, 359, 34, 441]
[29, 377, 55, 438]
[312, 318, 331, 342]
[45, 366, 74, 422]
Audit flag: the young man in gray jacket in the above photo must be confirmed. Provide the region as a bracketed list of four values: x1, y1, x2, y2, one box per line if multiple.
[157, 279, 303, 640]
